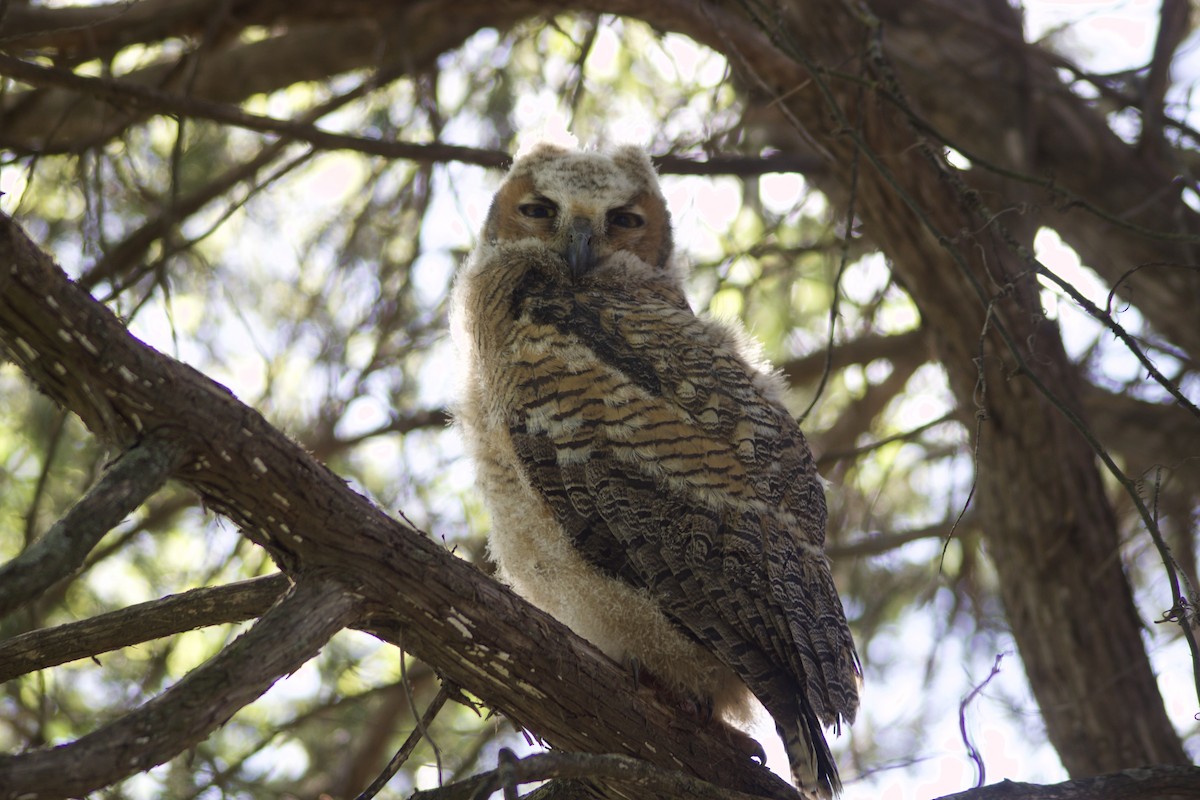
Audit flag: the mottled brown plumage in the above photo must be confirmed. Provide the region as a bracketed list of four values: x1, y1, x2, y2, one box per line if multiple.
[451, 143, 860, 797]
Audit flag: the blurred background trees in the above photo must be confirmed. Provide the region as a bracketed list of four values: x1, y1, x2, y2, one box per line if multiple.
[1, 1, 1197, 798]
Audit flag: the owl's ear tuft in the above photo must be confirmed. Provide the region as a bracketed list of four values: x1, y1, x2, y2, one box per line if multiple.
[512, 141, 573, 170]
[609, 145, 659, 186]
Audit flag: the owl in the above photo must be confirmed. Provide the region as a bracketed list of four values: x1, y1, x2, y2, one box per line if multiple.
[451, 143, 860, 797]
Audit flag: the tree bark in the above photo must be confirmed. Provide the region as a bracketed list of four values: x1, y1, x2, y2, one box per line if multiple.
[934, 766, 1200, 800]
[0, 210, 800, 800]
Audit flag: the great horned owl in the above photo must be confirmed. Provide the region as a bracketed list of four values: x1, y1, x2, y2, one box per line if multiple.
[451, 143, 860, 797]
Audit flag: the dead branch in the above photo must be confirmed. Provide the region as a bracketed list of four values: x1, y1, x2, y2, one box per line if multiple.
[0, 574, 290, 682]
[0, 577, 358, 799]
[0, 439, 187, 618]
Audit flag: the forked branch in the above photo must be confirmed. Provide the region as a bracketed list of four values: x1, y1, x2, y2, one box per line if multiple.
[0, 577, 358, 800]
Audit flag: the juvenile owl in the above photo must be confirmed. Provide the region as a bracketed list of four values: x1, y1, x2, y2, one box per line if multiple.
[451, 143, 860, 797]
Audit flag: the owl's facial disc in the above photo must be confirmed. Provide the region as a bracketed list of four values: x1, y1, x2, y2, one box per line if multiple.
[497, 173, 657, 278]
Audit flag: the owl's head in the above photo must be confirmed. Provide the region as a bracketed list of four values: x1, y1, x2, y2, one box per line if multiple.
[482, 143, 673, 280]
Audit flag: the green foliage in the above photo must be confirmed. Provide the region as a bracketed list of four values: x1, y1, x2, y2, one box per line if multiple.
[6, 8, 1178, 798]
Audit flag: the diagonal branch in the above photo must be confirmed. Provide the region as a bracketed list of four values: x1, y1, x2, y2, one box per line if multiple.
[0, 52, 511, 166]
[0, 438, 188, 619]
[410, 751, 771, 800]
[0, 574, 290, 683]
[0, 211, 801, 799]
[0, 576, 358, 800]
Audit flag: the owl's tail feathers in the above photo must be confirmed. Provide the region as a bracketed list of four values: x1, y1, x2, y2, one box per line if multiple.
[779, 708, 840, 799]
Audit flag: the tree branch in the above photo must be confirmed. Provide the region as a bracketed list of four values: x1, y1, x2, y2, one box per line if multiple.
[825, 517, 970, 559]
[0, 576, 358, 800]
[779, 329, 926, 386]
[934, 766, 1200, 800]
[0, 438, 188, 618]
[0, 211, 801, 799]
[1140, 0, 1190, 152]
[410, 751, 770, 800]
[0, 51, 511, 165]
[0, 574, 290, 683]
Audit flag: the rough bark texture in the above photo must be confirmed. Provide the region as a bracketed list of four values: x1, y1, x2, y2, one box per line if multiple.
[0, 211, 800, 800]
[934, 766, 1200, 800]
[0, 574, 291, 683]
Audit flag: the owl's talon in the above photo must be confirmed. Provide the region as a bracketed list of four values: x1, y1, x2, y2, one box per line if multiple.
[625, 656, 642, 687]
[712, 722, 767, 766]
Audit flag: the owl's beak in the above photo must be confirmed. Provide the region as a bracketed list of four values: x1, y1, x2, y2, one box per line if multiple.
[565, 217, 596, 280]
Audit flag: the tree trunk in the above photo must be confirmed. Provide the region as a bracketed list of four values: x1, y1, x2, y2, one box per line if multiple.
[627, 0, 1188, 774]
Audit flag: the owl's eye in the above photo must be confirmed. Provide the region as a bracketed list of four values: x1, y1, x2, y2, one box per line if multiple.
[519, 203, 557, 219]
[608, 210, 644, 228]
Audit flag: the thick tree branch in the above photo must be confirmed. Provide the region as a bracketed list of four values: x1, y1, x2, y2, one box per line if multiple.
[0, 574, 290, 683]
[934, 765, 1200, 800]
[779, 329, 927, 386]
[0, 0, 280, 55]
[410, 751, 769, 800]
[0, 212, 801, 799]
[0, 576, 358, 800]
[826, 517, 969, 560]
[1141, 0, 1191, 151]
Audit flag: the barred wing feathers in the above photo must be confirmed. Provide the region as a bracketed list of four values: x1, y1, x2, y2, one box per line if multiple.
[506, 282, 859, 794]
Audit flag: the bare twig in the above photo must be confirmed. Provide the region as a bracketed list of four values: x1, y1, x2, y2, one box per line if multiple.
[958, 652, 1007, 789]
[798, 25, 866, 426]
[355, 685, 450, 800]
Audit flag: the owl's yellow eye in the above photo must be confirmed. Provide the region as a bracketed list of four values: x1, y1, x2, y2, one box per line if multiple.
[608, 210, 644, 228]
[519, 203, 556, 219]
